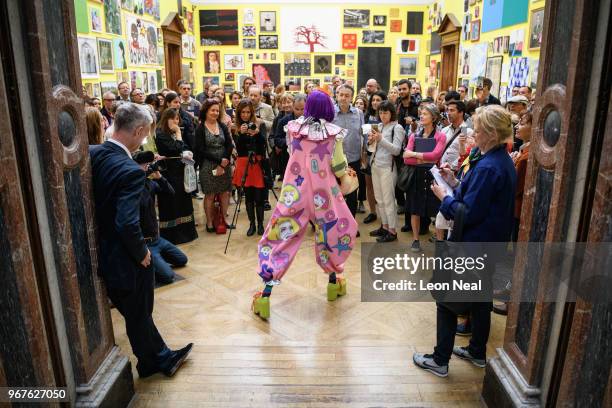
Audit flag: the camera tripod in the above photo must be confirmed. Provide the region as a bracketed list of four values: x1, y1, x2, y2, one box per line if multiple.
[224, 152, 278, 254]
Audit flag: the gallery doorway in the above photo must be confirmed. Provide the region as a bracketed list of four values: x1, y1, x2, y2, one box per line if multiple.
[162, 12, 186, 92]
[437, 14, 461, 92]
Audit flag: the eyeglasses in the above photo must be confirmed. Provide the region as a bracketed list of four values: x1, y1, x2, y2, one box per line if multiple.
[103, 98, 115, 101]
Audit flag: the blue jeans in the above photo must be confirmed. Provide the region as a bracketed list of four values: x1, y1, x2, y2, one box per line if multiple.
[149, 237, 188, 284]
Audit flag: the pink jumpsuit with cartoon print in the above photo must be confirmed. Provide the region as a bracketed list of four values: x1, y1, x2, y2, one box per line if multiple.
[257, 118, 359, 283]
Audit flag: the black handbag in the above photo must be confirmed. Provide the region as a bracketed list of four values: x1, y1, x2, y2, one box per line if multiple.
[397, 165, 416, 192]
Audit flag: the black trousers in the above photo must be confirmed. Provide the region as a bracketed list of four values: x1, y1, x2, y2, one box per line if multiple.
[107, 263, 171, 372]
[433, 302, 492, 365]
[345, 160, 363, 217]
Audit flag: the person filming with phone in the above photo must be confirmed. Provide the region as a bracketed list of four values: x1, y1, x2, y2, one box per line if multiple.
[231, 98, 268, 236]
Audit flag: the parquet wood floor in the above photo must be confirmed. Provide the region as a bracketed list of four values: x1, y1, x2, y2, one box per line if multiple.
[112, 192, 505, 407]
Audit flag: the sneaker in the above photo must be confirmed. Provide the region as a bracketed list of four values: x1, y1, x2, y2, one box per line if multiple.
[363, 213, 377, 224]
[377, 232, 398, 243]
[264, 202, 271, 211]
[357, 202, 366, 214]
[456, 320, 472, 336]
[369, 226, 386, 237]
[410, 240, 421, 252]
[452, 346, 486, 368]
[412, 352, 448, 377]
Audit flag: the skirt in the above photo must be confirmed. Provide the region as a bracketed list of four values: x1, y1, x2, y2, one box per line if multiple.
[406, 166, 441, 218]
[199, 159, 232, 194]
[158, 172, 198, 244]
[232, 156, 265, 188]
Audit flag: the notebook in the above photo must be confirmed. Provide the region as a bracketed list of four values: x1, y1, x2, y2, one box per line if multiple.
[414, 137, 437, 168]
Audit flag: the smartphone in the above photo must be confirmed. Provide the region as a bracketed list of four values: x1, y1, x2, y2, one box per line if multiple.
[212, 169, 217, 176]
[461, 126, 468, 136]
[376, 123, 383, 132]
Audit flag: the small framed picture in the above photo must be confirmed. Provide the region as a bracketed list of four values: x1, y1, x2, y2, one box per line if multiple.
[470, 20, 481, 42]
[259, 35, 278, 49]
[373, 15, 387, 26]
[260, 11, 276, 32]
[225, 73, 235, 81]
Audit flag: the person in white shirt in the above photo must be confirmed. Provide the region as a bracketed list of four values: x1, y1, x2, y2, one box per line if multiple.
[435, 99, 473, 240]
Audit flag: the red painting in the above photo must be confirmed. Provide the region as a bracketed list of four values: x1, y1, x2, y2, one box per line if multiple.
[342, 33, 357, 49]
[390, 20, 402, 32]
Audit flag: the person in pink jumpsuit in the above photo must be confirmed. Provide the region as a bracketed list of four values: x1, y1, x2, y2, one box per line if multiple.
[252, 91, 359, 319]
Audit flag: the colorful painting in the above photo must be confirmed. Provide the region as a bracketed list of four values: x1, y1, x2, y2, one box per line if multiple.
[509, 28, 525, 57]
[78, 37, 99, 78]
[113, 39, 127, 70]
[144, 0, 159, 20]
[390, 20, 402, 32]
[243, 26, 256, 37]
[252, 63, 281, 87]
[103, 0, 121, 35]
[200, 10, 239, 46]
[204, 51, 221, 73]
[397, 39, 419, 54]
[470, 20, 481, 41]
[342, 33, 357, 49]
[126, 17, 159, 65]
[280, 8, 340, 53]
[185, 11, 194, 32]
[100, 82, 117, 94]
[482, 0, 529, 33]
[97, 38, 114, 72]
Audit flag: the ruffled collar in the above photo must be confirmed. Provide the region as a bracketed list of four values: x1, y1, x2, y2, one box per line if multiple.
[286, 116, 347, 141]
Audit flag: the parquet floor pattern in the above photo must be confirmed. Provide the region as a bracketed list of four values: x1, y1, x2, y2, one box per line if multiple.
[112, 190, 506, 407]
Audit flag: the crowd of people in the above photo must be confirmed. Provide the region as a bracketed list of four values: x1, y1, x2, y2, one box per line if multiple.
[85, 72, 533, 379]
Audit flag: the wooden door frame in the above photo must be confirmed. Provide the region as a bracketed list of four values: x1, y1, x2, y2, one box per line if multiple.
[437, 14, 461, 92]
[161, 12, 186, 92]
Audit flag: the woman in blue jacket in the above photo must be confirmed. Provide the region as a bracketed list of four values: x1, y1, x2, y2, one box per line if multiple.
[413, 105, 517, 377]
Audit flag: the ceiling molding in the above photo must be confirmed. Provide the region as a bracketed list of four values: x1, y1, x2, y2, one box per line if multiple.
[191, 0, 434, 5]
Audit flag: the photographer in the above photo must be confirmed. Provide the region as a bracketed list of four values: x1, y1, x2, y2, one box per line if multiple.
[232, 99, 268, 236]
[154, 108, 198, 244]
[133, 151, 188, 284]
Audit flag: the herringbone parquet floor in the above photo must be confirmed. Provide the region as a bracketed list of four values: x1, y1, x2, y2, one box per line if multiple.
[111, 191, 506, 407]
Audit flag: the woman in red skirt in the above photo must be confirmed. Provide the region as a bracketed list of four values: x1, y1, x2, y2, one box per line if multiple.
[232, 98, 268, 236]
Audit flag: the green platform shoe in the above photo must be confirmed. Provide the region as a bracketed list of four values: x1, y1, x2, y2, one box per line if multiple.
[327, 278, 347, 301]
[252, 293, 270, 319]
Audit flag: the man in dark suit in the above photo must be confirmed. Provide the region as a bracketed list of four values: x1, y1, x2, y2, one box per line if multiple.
[89, 103, 192, 378]
[476, 78, 501, 106]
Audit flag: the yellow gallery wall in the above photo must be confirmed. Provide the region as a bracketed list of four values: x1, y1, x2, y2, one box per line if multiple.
[194, 3, 431, 95]
[424, 0, 545, 100]
[78, 0, 195, 96]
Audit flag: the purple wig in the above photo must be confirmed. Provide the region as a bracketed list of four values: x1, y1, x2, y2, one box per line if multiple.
[303, 90, 335, 122]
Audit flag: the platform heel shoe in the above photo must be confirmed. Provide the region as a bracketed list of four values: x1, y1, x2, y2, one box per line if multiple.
[252, 292, 270, 319]
[327, 278, 347, 301]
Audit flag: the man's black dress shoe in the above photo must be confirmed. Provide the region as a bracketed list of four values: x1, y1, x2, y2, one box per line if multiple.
[162, 343, 194, 377]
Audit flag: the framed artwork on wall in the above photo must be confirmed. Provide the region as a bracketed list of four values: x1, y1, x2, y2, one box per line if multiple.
[399, 57, 417, 76]
[224, 54, 245, 70]
[470, 20, 481, 41]
[97, 38, 114, 73]
[342, 33, 357, 49]
[485, 56, 503, 98]
[390, 20, 402, 32]
[260, 11, 276, 32]
[343, 9, 369, 28]
[259, 35, 278, 49]
[199, 10, 239, 46]
[529, 8, 544, 49]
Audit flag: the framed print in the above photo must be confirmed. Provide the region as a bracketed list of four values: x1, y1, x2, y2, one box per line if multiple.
[485, 56, 503, 98]
[259, 35, 278, 49]
[470, 20, 481, 41]
[97, 38, 114, 72]
[373, 15, 387, 26]
[225, 73, 235, 81]
[390, 20, 402, 32]
[343, 9, 369, 28]
[223, 83, 234, 94]
[284, 53, 311, 76]
[243, 25, 256, 37]
[362, 30, 384, 44]
[406, 11, 424, 35]
[260, 11, 276, 32]
[252, 63, 280, 86]
[529, 8, 544, 49]
[78, 37, 99, 79]
[90, 7, 102, 32]
[113, 39, 127, 70]
[335, 54, 346, 65]
[224, 54, 245, 70]
[204, 51, 221, 73]
[243, 38, 256, 49]
[342, 33, 357, 49]
[399, 57, 417, 76]
[243, 8, 255, 24]
[314, 55, 332, 74]
[397, 39, 420, 54]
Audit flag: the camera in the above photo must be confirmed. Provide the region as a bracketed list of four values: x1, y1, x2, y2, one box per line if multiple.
[146, 159, 166, 176]
[247, 122, 257, 131]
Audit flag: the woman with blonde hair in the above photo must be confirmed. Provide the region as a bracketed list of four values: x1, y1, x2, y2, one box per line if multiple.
[413, 104, 516, 378]
[85, 107, 104, 145]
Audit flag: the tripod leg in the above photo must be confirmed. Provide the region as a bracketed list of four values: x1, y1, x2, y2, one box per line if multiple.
[224, 190, 243, 254]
